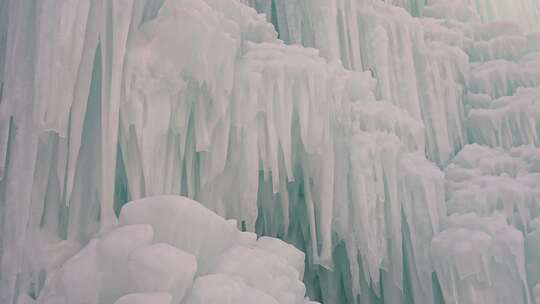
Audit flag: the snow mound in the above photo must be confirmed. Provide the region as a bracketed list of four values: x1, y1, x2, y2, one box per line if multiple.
[114, 293, 172, 304]
[36, 195, 315, 304]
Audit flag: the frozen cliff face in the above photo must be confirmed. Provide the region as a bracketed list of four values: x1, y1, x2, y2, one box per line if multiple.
[1, 0, 540, 304]
[245, 0, 469, 165]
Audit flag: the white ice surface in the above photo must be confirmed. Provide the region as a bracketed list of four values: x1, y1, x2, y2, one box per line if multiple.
[113, 293, 172, 304]
[34, 195, 315, 304]
[128, 243, 197, 303]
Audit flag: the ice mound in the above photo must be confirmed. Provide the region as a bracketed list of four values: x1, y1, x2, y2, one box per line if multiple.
[431, 213, 530, 304]
[184, 274, 279, 304]
[211, 245, 305, 304]
[445, 144, 540, 228]
[119, 196, 238, 273]
[98, 225, 154, 303]
[35, 195, 315, 304]
[114, 293, 173, 304]
[128, 243, 197, 303]
[255, 237, 306, 280]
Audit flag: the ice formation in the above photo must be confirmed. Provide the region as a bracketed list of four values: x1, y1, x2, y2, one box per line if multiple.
[1, 0, 540, 303]
[35, 195, 314, 304]
[431, 213, 530, 304]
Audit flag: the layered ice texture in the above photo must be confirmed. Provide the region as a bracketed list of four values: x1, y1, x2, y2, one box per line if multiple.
[1, 0, 540, 304]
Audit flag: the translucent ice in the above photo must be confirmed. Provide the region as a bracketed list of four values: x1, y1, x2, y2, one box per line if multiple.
[128, 243, 197, 303]
[184, 274, 280, 304]
[211, 245, 305, 304]
[255, 237, 306, 280]
[113, 293, 172, 304]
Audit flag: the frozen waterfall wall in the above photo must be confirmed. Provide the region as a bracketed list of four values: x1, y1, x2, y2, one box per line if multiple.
[1, 0, 540, 304]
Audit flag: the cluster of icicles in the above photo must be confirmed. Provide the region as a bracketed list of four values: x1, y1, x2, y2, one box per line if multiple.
[1, 0, 540, 303]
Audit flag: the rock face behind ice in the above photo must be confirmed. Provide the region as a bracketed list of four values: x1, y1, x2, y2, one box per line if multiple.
[35, 195, 315, 304]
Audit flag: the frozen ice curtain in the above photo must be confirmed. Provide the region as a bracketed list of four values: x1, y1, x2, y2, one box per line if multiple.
[1, 0, 540, 304]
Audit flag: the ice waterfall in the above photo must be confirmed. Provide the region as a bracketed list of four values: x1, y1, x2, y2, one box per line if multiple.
[1, 0, 540, 303]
